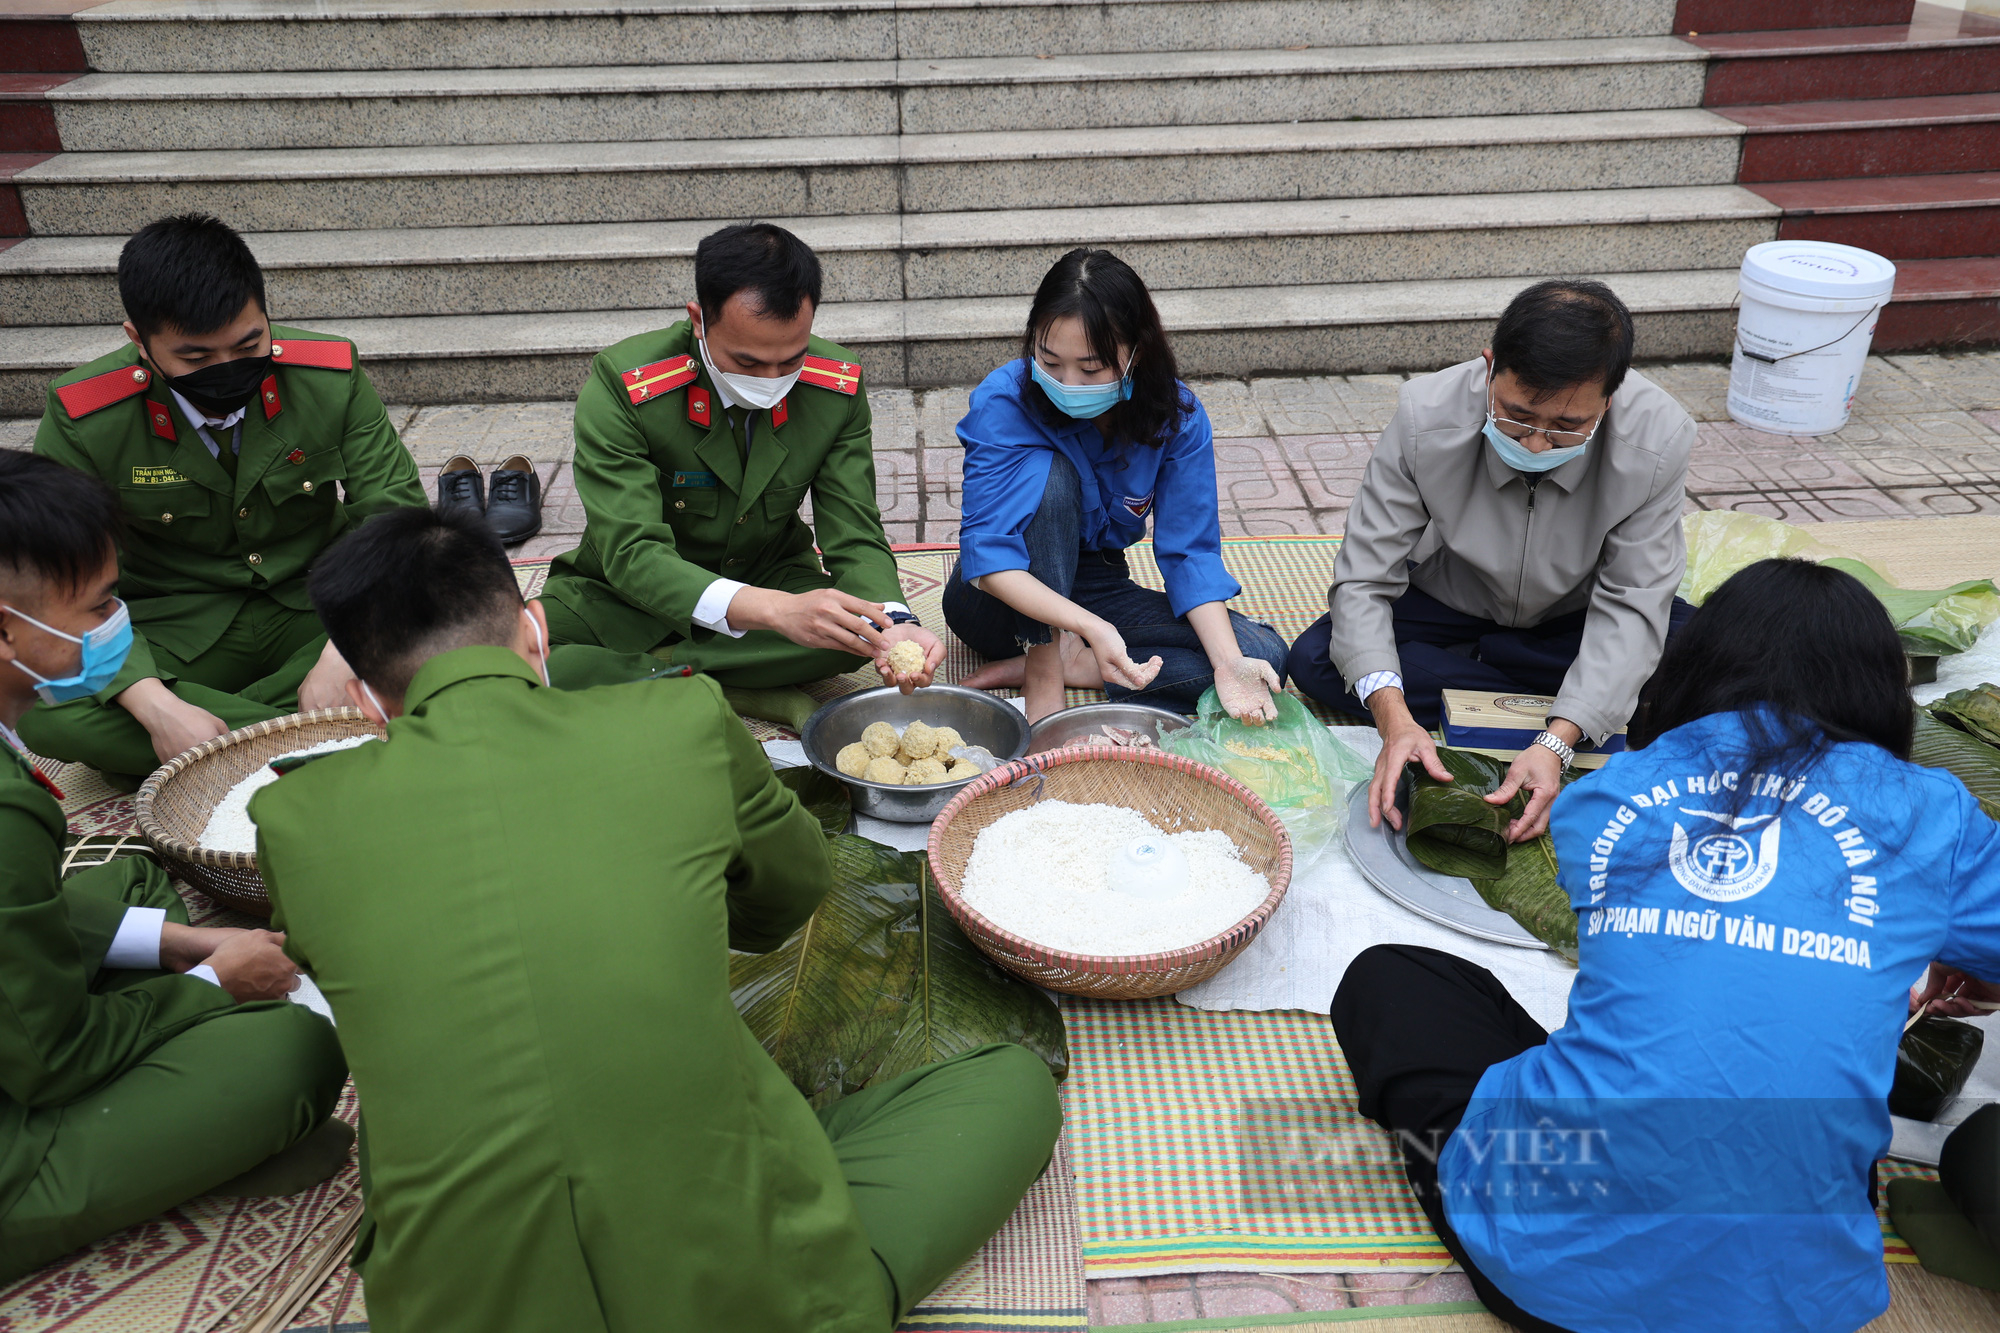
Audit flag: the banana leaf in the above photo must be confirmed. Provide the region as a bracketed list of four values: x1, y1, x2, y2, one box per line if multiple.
[731, 833, 1069, 1108]
[1404, 747, 1579, 960]
[1934, 684, 2000, 750]
[778, 764, 853, 838]
[1913, 710, 2000, 822]
[1402, 748, 1516, 879]
[1821, 558, 2000, 657]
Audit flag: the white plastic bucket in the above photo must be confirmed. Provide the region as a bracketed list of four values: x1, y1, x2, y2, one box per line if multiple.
[1726, 240, 1897, 436]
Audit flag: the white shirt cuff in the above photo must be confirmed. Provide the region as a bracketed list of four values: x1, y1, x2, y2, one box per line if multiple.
[187, 964, 222, 988]
[692, 578, 750, 639]
[1355, 671, 1404, 705]
[104, 905, 166, 970]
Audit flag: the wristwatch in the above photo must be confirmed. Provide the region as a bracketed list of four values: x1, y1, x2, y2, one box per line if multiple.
[1531, 730, 1575, 770]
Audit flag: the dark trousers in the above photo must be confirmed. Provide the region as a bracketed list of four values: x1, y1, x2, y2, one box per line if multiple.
[1329, 944, 1571, 1333]
[944, 451, 1288, 712]
[1286, 588, 1697, 728]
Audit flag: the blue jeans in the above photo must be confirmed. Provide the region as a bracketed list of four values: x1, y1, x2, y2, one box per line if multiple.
[943, 452, 1287, 711]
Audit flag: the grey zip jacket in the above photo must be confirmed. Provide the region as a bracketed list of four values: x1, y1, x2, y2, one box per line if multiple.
[1327, 357, 1693, 745]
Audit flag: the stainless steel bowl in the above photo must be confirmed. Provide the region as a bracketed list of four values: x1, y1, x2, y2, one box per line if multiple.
[801, 685, 1032, 823]
[1026, 701, 1193, 755]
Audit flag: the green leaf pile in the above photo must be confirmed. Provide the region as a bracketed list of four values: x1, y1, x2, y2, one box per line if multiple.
[1403, 748, 1579, 960]
[732, 776, 1069, 1107]
[1932, 684, 2000, 750]
[1913, 708, 2000, 822]
[1820, 558, 2000, 656]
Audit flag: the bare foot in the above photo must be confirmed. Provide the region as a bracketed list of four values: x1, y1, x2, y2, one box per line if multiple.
[960, 633, 1103, 691]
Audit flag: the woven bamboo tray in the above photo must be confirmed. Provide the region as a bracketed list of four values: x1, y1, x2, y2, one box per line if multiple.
[135, 708, 383, 917]
[927, 746, 1293, 1000]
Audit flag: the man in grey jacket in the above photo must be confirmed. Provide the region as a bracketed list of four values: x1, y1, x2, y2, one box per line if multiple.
[1287, 280, 1694, 845]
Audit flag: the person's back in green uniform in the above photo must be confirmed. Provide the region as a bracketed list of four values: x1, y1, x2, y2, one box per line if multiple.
[543, 223, 944, 717]
[0, 452, 348, 1283]
[20, 214, 425, 786]
[254, 507, 1059, 1333]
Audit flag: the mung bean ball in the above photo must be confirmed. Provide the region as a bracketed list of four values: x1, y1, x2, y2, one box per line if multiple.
[863, 755, 907, 784]
[899, 719, 940, 760]
[904, 756, 949, 785]
[861, 721, 901, 758]
[886, 639, 926, 676]
[835, 742, 872, 778]
[931, 726, 964, 755]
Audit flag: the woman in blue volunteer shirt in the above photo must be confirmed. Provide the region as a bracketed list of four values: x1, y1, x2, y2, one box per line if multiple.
[1330, 557, 2000, 1333]
[945, 248, 1288, 722]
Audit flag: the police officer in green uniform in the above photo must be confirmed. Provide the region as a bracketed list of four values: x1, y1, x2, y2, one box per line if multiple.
[20, 214, 425, 785]
[543, 223, 943, 697]
[0, 452, 349, 1282]
[255, 507, 1060, 1333]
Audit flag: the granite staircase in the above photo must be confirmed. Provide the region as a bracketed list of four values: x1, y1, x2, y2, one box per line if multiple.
[0, 0, 1994, 409]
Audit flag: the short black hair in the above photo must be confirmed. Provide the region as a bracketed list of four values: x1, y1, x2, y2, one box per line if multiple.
[693, 222, 822, 326]
[1490, 279, 1636, 401]
[0, 451, 123, 595]
[307, 507, 524, 699]
[118, 213, 267, 338]
[1021, 248, 1190, 449]
[1633, 559, 1913, 796]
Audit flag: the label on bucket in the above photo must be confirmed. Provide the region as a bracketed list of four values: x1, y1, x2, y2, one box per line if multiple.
[1727, 308, 1879, 436]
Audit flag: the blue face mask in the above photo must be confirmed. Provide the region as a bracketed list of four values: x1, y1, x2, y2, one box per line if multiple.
[7, 599, 133, 704]
[1482, 417, 1589, 473]
[1030, 356, 1133, 420]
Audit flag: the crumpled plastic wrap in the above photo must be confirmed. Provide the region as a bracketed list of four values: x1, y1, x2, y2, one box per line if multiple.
[1892, 1015, 1986, 1122]
[1678, 512, 2000, 655]
[1158, 688, 1371, 869]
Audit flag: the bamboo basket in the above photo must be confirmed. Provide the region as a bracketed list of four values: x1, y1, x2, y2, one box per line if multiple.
[927, 746, 1293, 1000]
[134, 708, 382, 917]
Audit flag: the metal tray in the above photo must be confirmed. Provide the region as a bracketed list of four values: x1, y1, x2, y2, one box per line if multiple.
[1342, 782, 1547, 950]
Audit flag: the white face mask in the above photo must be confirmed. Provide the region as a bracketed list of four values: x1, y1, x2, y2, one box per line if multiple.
[698, 333, 801, 412]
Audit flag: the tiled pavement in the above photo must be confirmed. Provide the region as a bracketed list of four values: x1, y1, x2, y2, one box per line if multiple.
[6, 350, 2000, 1325]
[7, 353, 2000, 558]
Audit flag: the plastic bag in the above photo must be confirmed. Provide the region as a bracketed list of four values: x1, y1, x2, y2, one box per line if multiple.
[1157, 688, 1371, 869]
[1678, 512, 2000, 655]
[1892, 1015, 1985, 1122]
[1678, 511, 1837, 606]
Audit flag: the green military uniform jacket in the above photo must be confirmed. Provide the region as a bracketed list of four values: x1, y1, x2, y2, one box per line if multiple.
[33, 328, 425, 698]
[0, 745, 238, 1220]
[252, 649, 890, 1333]
[546, 320, 901, 654]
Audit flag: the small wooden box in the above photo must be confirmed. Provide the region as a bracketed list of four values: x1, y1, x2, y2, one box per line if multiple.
[1439, 690, 1626, 772]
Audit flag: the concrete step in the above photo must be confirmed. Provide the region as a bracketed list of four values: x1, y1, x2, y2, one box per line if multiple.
[0, 185, 1781, 325]
[1691, 13, 2000, 106]
[69, 0, 1680, 71]
[41, 37, 1709, 151]
[1721, 92, 2000, 180]
[0, 267, 1748, 411]
[10, 107, 1747, 235]
[1749, 171, 2000, 261]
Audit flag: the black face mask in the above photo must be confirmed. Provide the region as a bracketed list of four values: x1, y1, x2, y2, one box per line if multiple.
[155, 351, 273, 418]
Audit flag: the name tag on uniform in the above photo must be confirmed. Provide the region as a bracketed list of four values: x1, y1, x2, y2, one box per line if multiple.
[131, 465, 189, 485]
[672, 470, 718, 489]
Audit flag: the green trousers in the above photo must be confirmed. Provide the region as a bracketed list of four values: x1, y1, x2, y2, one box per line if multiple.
[17, 596, 327, 784]
[818, 1042, 1062, 1323]
[0, 865, 347, 1284]
[542, 567, 869, 691]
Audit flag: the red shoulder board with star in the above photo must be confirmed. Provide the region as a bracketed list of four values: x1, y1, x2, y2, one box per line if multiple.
[798, 355, 861, 396]
[55, 364, 156, 419]
[623, 355, 698, 406]
[269, 337, 353, 371]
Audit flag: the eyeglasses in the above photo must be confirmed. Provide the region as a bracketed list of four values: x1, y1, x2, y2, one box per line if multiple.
[1489, 413, 1598, 449]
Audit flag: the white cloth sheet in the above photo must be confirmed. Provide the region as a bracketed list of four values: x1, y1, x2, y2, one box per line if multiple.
[1175, 726, 1577, 1032]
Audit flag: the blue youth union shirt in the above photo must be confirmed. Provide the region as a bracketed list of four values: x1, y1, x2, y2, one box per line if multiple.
[1439, 708, 2000, 1333]
[954, 360, 1240, 618]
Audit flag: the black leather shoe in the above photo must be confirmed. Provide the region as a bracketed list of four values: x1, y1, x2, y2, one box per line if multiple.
[486, 454, 542, 545]
[435, 454, 484, 519]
